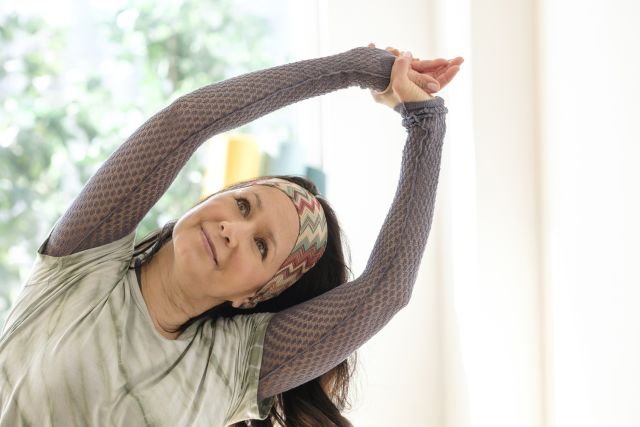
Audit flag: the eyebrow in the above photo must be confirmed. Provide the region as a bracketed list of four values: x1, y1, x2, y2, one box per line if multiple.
[248, 189, 278, 254]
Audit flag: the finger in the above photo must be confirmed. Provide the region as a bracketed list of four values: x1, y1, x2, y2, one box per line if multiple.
[410, 71, 441, 92]
[438, 57, 464, 73]
[410, 58, 449, 72]
[430, 58, 464, 80]
[385, 47, 401, 57]
[368, 42, 376, 48]
[436, 65, 461, 88]
[390, 52, 413, 84]
[442, 57, 464, 70]
[417, 56, 463, 73]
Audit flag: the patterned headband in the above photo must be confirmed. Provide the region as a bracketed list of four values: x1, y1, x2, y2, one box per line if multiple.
[238, 178, 328, 309]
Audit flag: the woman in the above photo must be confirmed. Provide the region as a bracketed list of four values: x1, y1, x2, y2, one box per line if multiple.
[0, 43, 462, 426]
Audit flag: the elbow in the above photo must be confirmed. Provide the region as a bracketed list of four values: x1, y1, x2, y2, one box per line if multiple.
[396, 286, 415, 309]
[383, 288, 412, 312]
[397, 295, 412, 310]
[168, 95, 187, 116]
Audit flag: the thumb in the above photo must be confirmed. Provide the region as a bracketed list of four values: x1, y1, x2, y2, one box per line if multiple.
[390, 51, 413, 85]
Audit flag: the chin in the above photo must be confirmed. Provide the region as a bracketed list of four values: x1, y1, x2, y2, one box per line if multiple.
[168, 230, 200, 278]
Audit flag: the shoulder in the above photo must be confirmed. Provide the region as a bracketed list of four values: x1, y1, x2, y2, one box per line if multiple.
[2, 230, 137, 335]
[211, 312, 276, 342]
[32, 229, 138, 282]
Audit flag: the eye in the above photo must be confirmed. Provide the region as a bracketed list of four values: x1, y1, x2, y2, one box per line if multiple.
[256, 238, 268, 259]
[236, 197, 268, 259]
[236, 197, 250, 216]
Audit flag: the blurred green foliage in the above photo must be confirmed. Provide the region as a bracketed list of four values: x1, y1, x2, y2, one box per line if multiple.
[0, 0, 274, 325]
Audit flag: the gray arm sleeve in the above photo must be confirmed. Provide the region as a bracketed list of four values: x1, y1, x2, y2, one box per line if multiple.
[257, 98, 447, 399]
[39, 46, 397, 256]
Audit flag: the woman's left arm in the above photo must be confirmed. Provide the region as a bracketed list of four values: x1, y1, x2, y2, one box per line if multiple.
[258, 95, 448, 400]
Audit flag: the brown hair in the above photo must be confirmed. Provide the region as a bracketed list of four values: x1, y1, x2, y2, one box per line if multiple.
[130, 175, 356, 426]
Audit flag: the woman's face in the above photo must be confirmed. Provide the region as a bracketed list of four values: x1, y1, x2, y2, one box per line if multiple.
[172, 184, 299, 308]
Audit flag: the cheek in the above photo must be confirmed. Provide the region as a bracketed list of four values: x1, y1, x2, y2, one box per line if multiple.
[229, 258, 270, 288]
[234, 261, 261, 280]
[182, 198, 228, 224]
[172, 236, 205, 281]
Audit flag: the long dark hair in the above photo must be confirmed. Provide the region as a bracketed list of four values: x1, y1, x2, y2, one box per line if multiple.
[130, 175, 356, 426]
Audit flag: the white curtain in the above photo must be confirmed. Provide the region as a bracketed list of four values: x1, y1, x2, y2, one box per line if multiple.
[317, 0, 640, 426]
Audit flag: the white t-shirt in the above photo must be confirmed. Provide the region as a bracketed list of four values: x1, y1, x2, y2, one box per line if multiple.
[0, 229, 276, 426]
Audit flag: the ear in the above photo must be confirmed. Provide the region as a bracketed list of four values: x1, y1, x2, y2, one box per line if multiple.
[230, 292, 256, 309]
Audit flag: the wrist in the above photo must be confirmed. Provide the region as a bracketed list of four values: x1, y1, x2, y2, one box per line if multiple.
[411, 93, 435, 101]
[393, 93, 434, 109]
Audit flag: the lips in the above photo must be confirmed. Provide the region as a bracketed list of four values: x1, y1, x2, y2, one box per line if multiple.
[200, 227, 218, 266]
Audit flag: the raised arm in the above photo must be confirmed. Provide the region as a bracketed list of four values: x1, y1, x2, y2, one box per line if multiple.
[41, 47, 398, 256]
[257, 95, 447, 399]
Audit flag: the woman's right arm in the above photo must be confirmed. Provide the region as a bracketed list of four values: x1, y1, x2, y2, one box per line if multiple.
[40, 47, 399, 257]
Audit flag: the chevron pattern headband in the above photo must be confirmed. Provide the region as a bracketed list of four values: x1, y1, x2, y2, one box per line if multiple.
[238, 178, 328, 309]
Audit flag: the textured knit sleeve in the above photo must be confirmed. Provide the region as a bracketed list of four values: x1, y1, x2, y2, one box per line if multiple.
[257, 97, 447, 400]
[40, 47, 397, 256]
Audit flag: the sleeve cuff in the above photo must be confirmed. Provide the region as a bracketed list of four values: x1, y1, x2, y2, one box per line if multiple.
[393, 96, 446, 116]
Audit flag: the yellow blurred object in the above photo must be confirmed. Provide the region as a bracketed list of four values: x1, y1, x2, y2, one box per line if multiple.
[224, 133, 262, 186]
[200, 134, 226, 200]
[200, 133, 262, 200]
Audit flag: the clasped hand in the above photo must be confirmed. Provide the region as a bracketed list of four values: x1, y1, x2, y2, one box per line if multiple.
[367, 43, 463, 109]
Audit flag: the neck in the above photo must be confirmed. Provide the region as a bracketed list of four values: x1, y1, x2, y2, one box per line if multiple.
[139, 241, 222, 340]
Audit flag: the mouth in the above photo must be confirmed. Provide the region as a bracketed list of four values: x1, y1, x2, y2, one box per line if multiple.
[200, 226, 218, 266]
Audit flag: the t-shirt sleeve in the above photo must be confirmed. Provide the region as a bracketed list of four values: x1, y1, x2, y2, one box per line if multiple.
[220, 312, 277, 425]
[2, 228, 137, 336]
[29, 225, 136, 288]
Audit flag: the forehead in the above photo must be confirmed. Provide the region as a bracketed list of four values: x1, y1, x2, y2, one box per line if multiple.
[238, 184, 298, 221]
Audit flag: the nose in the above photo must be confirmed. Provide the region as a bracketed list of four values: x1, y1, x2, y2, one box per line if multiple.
[219, 220, 250, 248]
